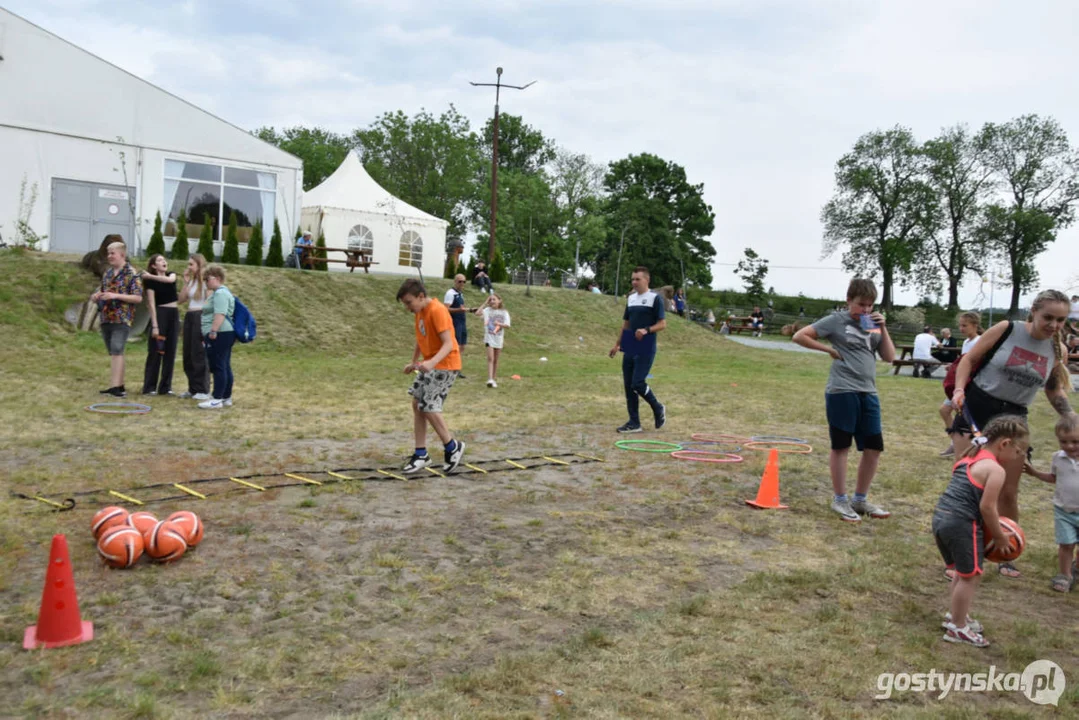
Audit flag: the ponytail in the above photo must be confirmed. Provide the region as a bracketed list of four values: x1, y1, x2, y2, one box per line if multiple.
[1046, 327, 1072, 393]
[960, 414, 1030, 459]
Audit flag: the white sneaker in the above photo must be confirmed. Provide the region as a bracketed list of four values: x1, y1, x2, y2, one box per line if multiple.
[223, 398, 233, 407]
[192, 393, 211, 401]
[198, 399, 224, 410]
[178, 391, 193, 399]
[490, 380, 497, 388]
[486, 379, 495, 388]
[831, 497, 861, 523]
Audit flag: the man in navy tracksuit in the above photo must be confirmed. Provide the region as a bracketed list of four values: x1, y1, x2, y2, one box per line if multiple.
[609, 266, 667, 433]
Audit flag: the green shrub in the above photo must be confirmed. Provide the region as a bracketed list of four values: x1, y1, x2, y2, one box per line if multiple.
[265, 219, 284, 268]
[170, 210, 189, 260]
[145, 211, 165, 257]
[246, 221, 264, 266]
[196, 216, 215, 260]
[222, 211, 240, 264]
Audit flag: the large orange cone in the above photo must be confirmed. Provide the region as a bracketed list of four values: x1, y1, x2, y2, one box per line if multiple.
[745, 449, 788, 510]
[24, 535, 93, 649]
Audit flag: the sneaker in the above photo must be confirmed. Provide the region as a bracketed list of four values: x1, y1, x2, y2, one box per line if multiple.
[942, 622, 989, 648]
[198, 398, 224, 410]
[443, 440, 466, 472]
[617, 422, 643, 434]
[851, 499, 891, 519]
[459, 373, 467, 380]
[99, 387, 114, 395]
[490, 380, 497, 388]
[939, 444, 955, 457]
[654, 403, 666, 430]
[831, 497, 861, 522]
[192, 393, 211, 401]
[402, 453, 432, 474]
[486, 379, 495, 388]
[178, 391, 193, 399]
[107, 387, 127, 398]
[223, 398, 233, 407]
[942, 613, 983, 634]
[142, 390, 157, 396]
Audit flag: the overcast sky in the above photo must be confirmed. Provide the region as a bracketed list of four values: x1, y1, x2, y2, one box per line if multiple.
[9, 0, 1079, 306]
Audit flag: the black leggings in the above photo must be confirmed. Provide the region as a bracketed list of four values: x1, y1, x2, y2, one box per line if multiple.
[182, 311, 209, 395]
[143, 306, 179, 394]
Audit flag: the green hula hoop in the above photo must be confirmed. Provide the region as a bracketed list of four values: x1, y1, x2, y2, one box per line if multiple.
[614, 439, 683, 453]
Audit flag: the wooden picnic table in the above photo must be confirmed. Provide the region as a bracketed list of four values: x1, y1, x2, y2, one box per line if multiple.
[892, 343, 957, 376]
[300, 246, 378, 273]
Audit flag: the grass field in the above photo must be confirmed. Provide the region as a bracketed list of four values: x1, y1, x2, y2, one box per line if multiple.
[1, 249, 1076, 719]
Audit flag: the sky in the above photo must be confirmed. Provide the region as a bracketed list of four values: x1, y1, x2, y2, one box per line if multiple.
[7, 0, 1079, 306]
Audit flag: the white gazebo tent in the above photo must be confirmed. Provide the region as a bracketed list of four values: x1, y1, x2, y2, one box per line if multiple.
[300, 152, 448, 278]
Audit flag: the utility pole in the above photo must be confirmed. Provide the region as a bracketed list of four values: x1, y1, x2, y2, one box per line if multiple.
[615, 224, 628, 298]
[470, 67, 535, 264]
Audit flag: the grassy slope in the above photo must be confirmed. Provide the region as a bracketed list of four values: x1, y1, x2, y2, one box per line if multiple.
[1, 249, 1077, 719]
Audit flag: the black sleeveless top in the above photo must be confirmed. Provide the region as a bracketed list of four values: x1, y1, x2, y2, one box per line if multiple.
[933, 448, 995, 523]
[148, 273, 178, 305]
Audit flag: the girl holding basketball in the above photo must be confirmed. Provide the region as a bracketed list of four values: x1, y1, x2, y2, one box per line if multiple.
[933, 415, 1029, 648]
[474, 293, 510, 388]
[951, 289, 1075, 578]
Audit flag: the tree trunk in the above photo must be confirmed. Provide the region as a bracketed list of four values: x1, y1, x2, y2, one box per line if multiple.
[881, 263, 894, 311]
[947, 276, 960, 312]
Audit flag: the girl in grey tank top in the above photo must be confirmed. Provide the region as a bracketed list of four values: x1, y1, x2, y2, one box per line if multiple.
[972, 321, 1056, 407]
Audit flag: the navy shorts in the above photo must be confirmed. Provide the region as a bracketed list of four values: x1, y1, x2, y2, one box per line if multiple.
[933, 513, 984, 577]
[825, 392, 883, 452]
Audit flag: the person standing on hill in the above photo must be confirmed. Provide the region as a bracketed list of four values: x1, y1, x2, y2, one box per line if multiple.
[444, 274, 470, 379]
[90, 237, 142, 397]
[139, 254, 179, 396]
[609, 266, 667, 434]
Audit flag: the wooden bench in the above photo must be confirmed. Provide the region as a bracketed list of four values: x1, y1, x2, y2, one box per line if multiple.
[300, 246, 378, 273]
[892, 359, 942, 376]
[727, 316, 764, 334]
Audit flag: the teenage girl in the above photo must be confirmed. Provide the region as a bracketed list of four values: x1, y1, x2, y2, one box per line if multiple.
[140, 254, 179, 396]
[475, 293, 511, 388]
[939, 311, 984, 456]
[177, 253, 211, 400]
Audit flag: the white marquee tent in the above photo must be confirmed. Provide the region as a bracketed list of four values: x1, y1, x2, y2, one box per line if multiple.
[300, 152, 448, 278]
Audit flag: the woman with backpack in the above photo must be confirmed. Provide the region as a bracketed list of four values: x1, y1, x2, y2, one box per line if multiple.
[949, 290, 1076, 579]
[199, 264, 235, 410]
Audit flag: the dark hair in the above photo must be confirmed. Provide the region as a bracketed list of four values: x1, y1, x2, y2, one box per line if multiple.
[396, 278, 426, 300]
[923, 325, 932, 333]
[961, 415, 1029, 459]
[846, 278, 877, 301]
[632, 266, 650, 277]
[145, 254, 167, 276]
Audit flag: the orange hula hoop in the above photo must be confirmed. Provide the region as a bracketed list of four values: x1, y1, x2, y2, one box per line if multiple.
[742, 441, 813, 454]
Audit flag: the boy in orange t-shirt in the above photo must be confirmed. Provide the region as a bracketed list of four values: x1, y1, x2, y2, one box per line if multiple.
[396, 279, 466, 474]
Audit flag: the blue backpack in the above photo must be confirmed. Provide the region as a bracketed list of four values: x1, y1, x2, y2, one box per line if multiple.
[231, 296, 257, 343]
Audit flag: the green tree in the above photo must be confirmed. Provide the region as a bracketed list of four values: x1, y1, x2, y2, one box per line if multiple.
[443, 252, 459, 279]
[265, 219, 284, 268]
[482, 113, 556, 175]
[315, 231, 328, 271]
[596, 153, 716, 291]
[145, 211, 165, 257]
[475, 170, 565, 280]
[550, 148, 607, 275]
[197, 217, 215, 261]
[254, 126, 351, 191]
[821, 126, 936, 310]
[489, 249, 508, 283]
[246, 221, 264, 266]
[466, 254, 477, 279]
[921, 125, 995, 310]
[222, 211, 240, 264]
[735, 248, 769, 301]
[977, 114, 1079, 315]
[170, 209, 189, 260]
[353, 106, 483, 242]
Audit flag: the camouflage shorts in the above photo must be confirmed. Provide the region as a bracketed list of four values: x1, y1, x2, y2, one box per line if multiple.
[408, 369, 458, 413]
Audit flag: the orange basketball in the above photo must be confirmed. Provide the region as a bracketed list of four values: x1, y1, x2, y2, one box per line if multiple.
[985, 517, 1026, 562]
[97, 525, 144, 569]
[167, 511, 204, 547]
[91, 506, 129, 539]
[126, 511, 159, 536]
[144, 520, 187, 563]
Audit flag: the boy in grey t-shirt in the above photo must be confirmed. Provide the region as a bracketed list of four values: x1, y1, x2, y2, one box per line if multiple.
[793, 279, 896, 522]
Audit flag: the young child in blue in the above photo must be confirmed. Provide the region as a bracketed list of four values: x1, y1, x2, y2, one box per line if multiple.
[934, 415, 1029, 647]
[609, 266, 667, 433]
[1024, 413, 1079, 592]
[792, 278, 896, 521]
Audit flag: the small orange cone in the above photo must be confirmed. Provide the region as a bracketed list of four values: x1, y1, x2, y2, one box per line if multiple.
[24, 534, 93, 649]
[745, 449, 788, 510]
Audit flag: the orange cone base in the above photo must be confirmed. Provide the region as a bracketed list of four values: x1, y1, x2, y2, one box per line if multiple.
[745, 499, 788, 510]
[23, 621, 93, 650]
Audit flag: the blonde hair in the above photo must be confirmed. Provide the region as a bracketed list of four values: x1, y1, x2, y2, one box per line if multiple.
[188, 253, 209, 299]
[488, 293, 504, 308]
[1030, 290, 1072, 393]
[106, 241, 127, 256]
[962, 415, 1030, 459]
[1057, 413, 1079, 437]
[204, 264, 227, 283]
[957, 311, 983, 336]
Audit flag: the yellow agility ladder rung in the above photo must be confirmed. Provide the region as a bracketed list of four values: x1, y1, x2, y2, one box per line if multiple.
[173, 483, 207, 499]
[229, 477, 265, 491]
[326, 471, 355, 481]
[574, 453, 605, 462]
[425, 467, 446, 478]
[377, 469, 409, 481]
[504, 459, 527, 470]
[463, 463, 488, 474]
[108, 490, 144, 506]
[32, 496, 67, 509]
[285, 473, 322, 486]
[541, 456, 570, 465]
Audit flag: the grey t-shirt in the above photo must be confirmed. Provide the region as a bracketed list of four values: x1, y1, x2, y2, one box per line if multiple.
[1051, 451, 1079, 513]
[811, 311, 882, 394]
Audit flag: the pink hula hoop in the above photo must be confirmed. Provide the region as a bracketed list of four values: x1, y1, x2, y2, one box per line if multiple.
[742, 441, 813, 455]
[671, 450, 744, 463]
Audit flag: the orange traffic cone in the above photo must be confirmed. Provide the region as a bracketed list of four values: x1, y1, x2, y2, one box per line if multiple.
[23, 534, 93, 649]
[745, 449, 788, 510]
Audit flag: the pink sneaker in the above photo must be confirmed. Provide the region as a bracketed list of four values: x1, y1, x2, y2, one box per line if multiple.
[942, 622, 989, 648]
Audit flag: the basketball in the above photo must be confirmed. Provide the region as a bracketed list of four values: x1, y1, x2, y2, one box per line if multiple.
[91, 506, 129, 539]
[96, 525, 144, 569]
[167, 510, 204, 547]
[144, 520, 188, 563]
[985, 517, 1026, 562]
[126, 511, 159, 536]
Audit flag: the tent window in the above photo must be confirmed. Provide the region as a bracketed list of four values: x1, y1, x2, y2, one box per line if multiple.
[347, 225, 374, 253]
[398, 231, 423, 267]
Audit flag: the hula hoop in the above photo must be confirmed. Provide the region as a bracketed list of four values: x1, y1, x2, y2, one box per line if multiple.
[743, 441, 812, 454]
[614, 440, 683, 453]
[677, 441, 742, 452]
[690, 433, 750, 444]
[85, 402, 152, 415]
[671, 450, 743, 463]
[750, 435, 808, 444]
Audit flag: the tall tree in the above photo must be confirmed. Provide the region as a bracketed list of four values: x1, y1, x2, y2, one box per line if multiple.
[735, 248, 769, 301]
[481, 113, 556, 175]
[352, 106, 483, 241]
[821, 127, 936, 310]
[254, 126, 350, 191]
[550, 148, 607, 274]
[921, 125, 995, 310]
[596, 153, 716, 291]
[481, 170, 564, 283]
[977, 114, 1079, 315]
